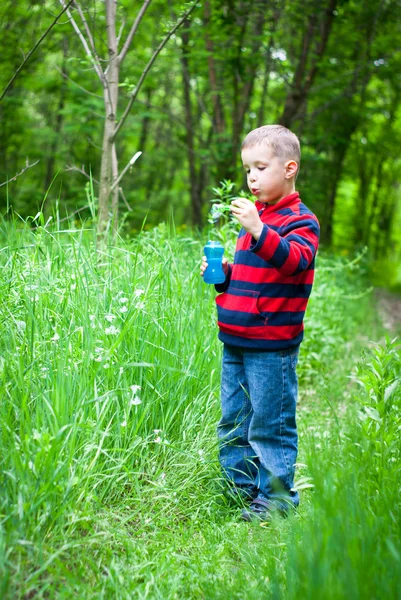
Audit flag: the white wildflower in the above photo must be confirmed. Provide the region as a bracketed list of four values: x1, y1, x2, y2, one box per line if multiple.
[15, 320, 26, 331]
[136, 301, 145, 310]
[105, 314, 116, 323]
[103, 363, 110, 369]
[134, 289, 145, 297]
[153, 429, 163, 434]
[89, 315, 95, 322]
[121, 420, 127, 427]
[119, 297, 129, 304]
[119, 367, 124, 375]
[130, 396, 142, 406]
[105, 325, 119, 335]
[120, 306, 128, 313]
[130, 385, 141, 393]
[51, 332, 60, 342]
[154, 436, 162, 443]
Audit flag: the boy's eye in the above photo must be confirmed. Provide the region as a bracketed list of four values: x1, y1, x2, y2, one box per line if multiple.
[258, 167, 266, 171]
[245, 169, 250, 174]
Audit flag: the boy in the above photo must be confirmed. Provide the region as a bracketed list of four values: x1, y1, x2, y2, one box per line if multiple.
[200, 125, 320, 522]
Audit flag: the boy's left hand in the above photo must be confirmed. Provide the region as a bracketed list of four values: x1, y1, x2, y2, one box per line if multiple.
[231, 198, 263, 240]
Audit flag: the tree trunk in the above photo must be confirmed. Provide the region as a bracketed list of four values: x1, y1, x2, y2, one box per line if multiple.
[180, 18, 203, 226]
[280, 0, 337, 128]
[321, 144, 347, 245]
[204, 0, 225, 135]
[97, 0, 119, 238]
[231, 0, 268, 162]
[44, 37, 68, 204]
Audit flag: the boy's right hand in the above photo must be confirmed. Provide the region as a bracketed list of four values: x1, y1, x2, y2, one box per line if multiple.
[200, 256, 229, 277]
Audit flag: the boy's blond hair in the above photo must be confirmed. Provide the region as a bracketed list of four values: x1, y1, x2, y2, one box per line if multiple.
[242, 125, 301, 176]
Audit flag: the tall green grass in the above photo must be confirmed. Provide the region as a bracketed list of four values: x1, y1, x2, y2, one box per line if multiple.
[0, 216, 399, 598]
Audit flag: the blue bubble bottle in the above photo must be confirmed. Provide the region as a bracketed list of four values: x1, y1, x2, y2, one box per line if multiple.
[203, 240, 225, 284]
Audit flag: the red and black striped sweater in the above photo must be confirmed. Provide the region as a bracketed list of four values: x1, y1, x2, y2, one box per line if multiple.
[215, 192, 320, 350]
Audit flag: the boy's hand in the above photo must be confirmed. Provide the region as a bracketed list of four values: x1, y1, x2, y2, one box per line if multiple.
[231, 198, 263, 240]
[200, 256, 229, 277]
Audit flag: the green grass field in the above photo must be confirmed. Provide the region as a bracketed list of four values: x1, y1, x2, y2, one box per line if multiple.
[0, 218, 400, 599]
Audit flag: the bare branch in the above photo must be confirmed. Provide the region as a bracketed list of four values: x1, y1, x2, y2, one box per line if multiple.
[57, 204, 91, 223]
[56, 189, 133, 223]
[119, 187, 133, 211]
[0, 160, 40, 188]
[113, 1, 198, 141]
[0, 1, 74, 102]
[65, 164, 100, 184]
[56, 66, 103, 98]
[73, 1, 104, 73]
[116, 19, 126, 47]
[59, 0, 104, 84]
[110, 151, 142, 192]
[118, 0, 152, 65]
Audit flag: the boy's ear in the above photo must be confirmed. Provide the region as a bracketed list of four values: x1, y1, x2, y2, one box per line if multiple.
[285, 160, 298, 179]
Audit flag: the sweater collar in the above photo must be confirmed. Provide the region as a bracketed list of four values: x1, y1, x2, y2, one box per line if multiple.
[255, 192, 300, 214]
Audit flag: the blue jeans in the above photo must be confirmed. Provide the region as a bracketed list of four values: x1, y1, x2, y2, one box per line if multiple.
[218, 344, 300, 510]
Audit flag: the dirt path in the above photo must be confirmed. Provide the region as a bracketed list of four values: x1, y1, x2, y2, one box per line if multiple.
[374, 288, 401, 334]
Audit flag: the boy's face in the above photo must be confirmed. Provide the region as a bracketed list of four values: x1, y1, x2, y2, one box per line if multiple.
[241, 144, 297, 204]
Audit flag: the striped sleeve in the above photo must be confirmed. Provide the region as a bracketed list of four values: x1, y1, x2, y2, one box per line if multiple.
[250, 216, 320, 276]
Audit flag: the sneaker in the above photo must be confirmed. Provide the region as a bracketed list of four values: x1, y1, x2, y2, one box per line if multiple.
[241, 496, 292, 522]
[240, 496, 272, 522]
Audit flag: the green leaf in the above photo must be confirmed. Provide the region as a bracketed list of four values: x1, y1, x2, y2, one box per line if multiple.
[364, 406, 382, 423]
[384, 380, 400, 403]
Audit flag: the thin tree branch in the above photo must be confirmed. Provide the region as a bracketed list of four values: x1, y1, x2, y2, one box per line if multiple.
[113, 1, 198, 141]
[0, 160, 40, 187]
[65, 164, 100, 184]
[116, 19, 126, 47]
[73, 1, 104, 73]
[118, 0, 152, 65]
[110, 151, 142, 192]
[0, 0, 74, 102]
[56, 189, 133, 222]
[59, 0, 104, 84]
[118, 187, 133, 211]
[56, 66, 103, 98]
[57, 204, 91, 223]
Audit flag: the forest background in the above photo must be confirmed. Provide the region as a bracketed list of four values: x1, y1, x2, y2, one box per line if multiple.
[1, 0, 401, 288]
[1, 2, 401, 596]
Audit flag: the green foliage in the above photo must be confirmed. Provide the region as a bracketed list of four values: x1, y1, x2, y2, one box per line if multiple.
[354, 338, 401, 474]
[0, 0, 400, 277]
[206, 179, 253, 253]
[0, 217, 400, 597]
[278, 338, 401, 600]
[208, 179, 237, 223]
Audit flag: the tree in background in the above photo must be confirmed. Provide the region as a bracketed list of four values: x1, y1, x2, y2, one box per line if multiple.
[57, 0, 196, 237]
[0, 0, 400, 259]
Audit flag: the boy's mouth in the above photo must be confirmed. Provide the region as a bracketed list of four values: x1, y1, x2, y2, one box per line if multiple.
[251, 188, 260, 195]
